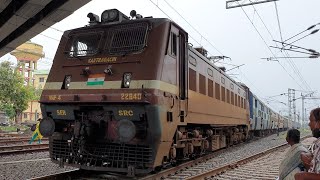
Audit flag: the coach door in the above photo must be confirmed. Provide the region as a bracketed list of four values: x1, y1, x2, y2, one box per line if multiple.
[171, 25, 188, 122]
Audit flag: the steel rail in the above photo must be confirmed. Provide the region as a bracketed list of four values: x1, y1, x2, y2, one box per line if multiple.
[0, 138, 48, 145]
[185, 135, 311, 180]
[0, 143, 49, 155]
[29, 169, 81, 180]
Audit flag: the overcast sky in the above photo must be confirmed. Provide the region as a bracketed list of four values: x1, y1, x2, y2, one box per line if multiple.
[1, 0, 319, 119]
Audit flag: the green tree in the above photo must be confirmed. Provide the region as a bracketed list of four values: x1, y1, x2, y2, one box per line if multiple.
[0, 61, 36, 122]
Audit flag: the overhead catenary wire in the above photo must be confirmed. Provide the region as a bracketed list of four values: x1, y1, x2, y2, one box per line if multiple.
[237, 1, 306, 91]
[149, 0, 274, 103]
[247, 0, 312, 92]
[238, 2, 319, 115]
[274, 1, 283, 42]
[147, 0, 204, 48]
[162, 0, 224, 56]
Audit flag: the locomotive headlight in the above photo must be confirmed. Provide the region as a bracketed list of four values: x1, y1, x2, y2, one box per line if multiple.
[39, 117, 55, 137]
[117, 119, 136, 142]
[101, 11, 109, 21]
[108, 10, 118, 20]
[122, 73, 132, 88]
[101, 9, 119, 22]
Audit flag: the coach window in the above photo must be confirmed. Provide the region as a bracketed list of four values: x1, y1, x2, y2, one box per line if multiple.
[241, 97, 244, 108]
[235, 94, 238, 107]
[227, 89, 230, 103]
[208, 79, 213, 97]
[199, 74, 206, 95]
[215, 83, 220, 100]
[221, 86, 226, 102]
[189, 68, 196, 91]
[231, 92, 234, 105]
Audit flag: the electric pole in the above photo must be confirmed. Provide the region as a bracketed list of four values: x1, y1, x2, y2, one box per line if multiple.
[299, 92, 314, 128]
[288, 88, 296, 128]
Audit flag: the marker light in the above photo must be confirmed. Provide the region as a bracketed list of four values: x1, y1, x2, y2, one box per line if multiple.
[122, 73, 132, 88]
[62, 75, 72, 89]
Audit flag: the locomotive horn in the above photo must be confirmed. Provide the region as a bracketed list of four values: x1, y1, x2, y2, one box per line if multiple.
[130, 10, 137, 18]
[130, 10, 143, 19]
[87, 13, 100, 25]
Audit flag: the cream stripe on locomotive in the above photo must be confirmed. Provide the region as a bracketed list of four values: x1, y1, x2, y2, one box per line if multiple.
[44, 80, 179, 95]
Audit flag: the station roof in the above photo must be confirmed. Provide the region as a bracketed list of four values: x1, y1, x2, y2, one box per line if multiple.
[0, 0, 92, 57]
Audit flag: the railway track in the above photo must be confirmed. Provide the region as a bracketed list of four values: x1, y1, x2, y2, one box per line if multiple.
[166, 135, 313, 180]
[30, 169, 130, 180]
[29, 134, 313, 180]
[0, 143, 49, 155]
[0, 133, 25, 137]
[0, 137, 48, 146]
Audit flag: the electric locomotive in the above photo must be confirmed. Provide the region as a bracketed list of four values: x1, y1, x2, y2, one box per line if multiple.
[38, 9, 274, 175]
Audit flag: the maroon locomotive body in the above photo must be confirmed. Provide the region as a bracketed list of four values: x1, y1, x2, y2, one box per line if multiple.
[39, 9, 251, 175]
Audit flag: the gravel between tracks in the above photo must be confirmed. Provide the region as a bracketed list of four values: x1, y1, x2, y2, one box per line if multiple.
[166, 130, 311, 179]
[0, 130, 311, 180]
[0, 151, 77, 180]
[0, 151, 50, 163]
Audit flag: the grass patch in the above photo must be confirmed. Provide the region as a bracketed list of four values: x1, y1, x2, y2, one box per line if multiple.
[0, 125, 29, 132]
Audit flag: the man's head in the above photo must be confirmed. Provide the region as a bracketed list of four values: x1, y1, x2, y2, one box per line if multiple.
[309, 108, 320, 138]
[286, 128, 300, 146]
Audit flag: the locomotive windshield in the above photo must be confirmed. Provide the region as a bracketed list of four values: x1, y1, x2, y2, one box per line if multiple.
[67, 22, 148, 57]
[68, 33, 101, 57]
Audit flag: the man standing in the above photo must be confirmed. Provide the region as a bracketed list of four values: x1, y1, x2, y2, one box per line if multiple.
[279, 129, 308, 180]
[295, 107, 320, 180]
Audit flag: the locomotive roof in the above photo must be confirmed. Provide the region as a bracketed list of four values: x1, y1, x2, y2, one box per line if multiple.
[66, 17, 172, 33]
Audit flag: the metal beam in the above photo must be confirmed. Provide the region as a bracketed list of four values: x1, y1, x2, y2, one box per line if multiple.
[226, 0, 279, 9]
[0, 0, 29, 28]
[0, 0, 69, 50]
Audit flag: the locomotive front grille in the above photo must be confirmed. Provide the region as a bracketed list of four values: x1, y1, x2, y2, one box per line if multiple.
[50, 139, 153, 170]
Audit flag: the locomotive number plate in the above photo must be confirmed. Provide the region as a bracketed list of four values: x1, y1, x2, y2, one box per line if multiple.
[121, 93, 142, 100]
[48, 95, 62, 101]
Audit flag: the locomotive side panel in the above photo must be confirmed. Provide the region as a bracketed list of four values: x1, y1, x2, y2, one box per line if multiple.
[186, 49, 248, 126]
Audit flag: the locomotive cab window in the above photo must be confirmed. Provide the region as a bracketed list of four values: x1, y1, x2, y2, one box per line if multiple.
[67, 33, 101, 57]
[170, 32, 178, 57]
